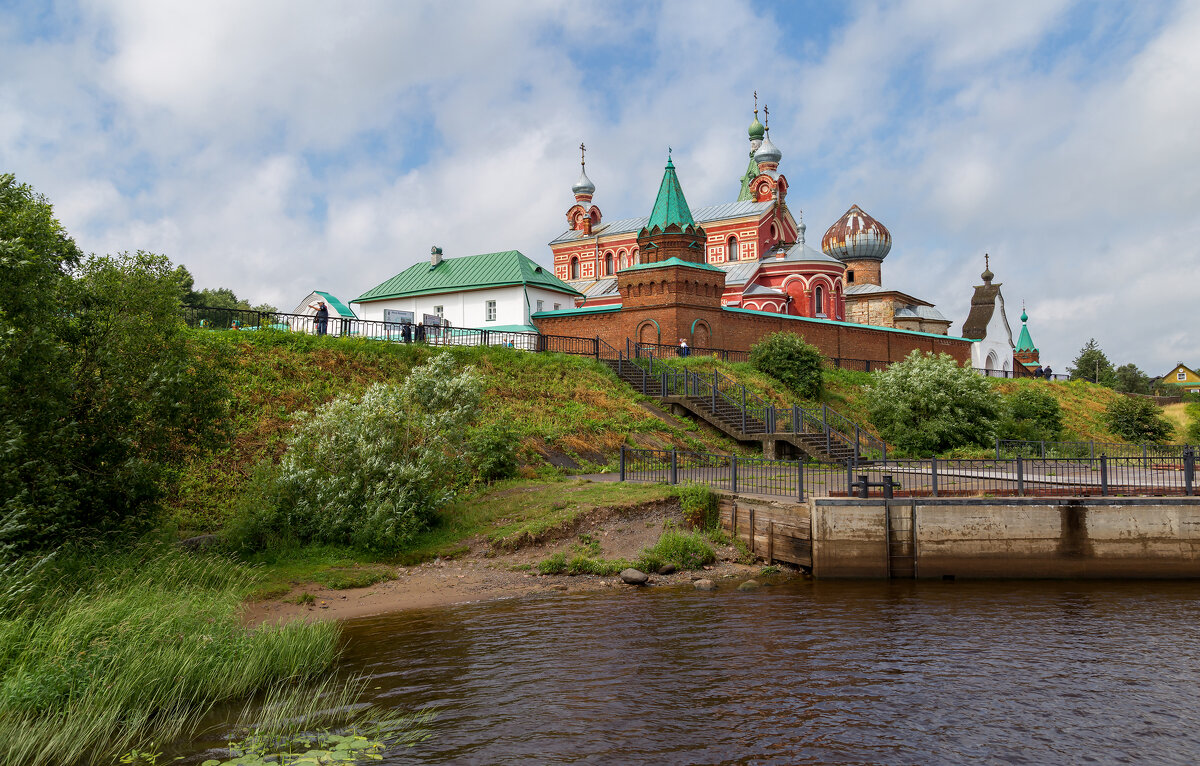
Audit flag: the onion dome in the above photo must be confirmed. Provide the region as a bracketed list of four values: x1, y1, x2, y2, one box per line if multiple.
[749, 112, 765, 142]
[754, 133, 781, 166]
[572, 168, 595, 197]
[821, 204, 892, 262]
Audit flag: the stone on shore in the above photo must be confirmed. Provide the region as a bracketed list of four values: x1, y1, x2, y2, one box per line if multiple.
[657, 564, 677, 575]
[620, 568, 649, 585]
[693, 579, 716, 591]
[737, 579, 760, 591]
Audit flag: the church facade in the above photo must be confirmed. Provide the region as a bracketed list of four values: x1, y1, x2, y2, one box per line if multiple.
[550, 102, 950, 336]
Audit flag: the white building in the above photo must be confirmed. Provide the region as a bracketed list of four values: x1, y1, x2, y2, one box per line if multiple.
[353, 247, 582, 332]
[961, 260, 1014, 375]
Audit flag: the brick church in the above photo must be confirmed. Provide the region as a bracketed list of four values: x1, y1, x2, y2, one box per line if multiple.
[533, 121, 970, 365]
[548, 101, 950, 336]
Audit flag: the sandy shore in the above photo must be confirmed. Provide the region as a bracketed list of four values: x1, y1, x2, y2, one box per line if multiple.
[245, 502, 787, 625]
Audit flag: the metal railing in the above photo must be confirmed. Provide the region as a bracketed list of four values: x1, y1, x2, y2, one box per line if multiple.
[183, 305, 603, 358]
[976, 367, 1070, 380]
[997, 439, 1199, 461]
[619, 446, 1199, 500]
[631, 341, 749, 363]
[618, 343, 887, 461]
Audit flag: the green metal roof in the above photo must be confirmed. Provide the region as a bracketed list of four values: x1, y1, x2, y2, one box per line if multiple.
[1015, 322, 1037, 353]
[355, 250, 581, 303]
[724, 306, 972, 342]
[531, 304, 622, 317]
[736, 154, 760, 202]
[313, 291, 356, 318]
[619, 257, 725, 274]
[643, 157, 698, 233]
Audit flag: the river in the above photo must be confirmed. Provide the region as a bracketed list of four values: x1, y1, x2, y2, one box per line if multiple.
[194, 579, 1200, 764]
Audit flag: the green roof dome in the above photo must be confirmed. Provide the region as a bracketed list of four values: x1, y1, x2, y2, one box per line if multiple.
[749, 113, 765, 141]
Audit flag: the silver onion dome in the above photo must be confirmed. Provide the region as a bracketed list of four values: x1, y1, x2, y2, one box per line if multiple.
[572, 168, 595, 196]
[754, 133, 782, 165]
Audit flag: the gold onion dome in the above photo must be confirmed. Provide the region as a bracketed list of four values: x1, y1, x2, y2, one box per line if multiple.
[821, 204, 892, 262]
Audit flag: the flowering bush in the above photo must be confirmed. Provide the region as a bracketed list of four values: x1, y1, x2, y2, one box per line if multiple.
[267, 353, 481, 551]
[748, 332, 824, 399]
[866, 351, 1001, 455]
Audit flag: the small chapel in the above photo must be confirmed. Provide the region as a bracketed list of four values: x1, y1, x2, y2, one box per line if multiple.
[550, 99, 951, 336]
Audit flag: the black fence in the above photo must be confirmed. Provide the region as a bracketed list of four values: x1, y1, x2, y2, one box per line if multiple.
[183, 305, 601, 357]
[619, 446, 1198, 500]
[997, 439, 1199, 461]
[630, 340, 749, 364]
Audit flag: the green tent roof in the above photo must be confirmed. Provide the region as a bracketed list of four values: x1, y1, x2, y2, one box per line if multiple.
[644, 156, 698, 233]
[313, 291, 356, 318]
[355, 250, 581, 303]
[736, 154, 760, 202]
[1015, 309, 1037, 352]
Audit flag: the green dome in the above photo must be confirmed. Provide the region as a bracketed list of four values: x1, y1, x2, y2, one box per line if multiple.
[749, 115, 765, 141]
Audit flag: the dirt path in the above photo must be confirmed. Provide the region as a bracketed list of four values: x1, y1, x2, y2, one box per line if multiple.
[245, 501, 785, 625]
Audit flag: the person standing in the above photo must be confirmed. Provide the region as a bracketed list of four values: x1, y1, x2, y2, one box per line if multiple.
[401, 321, 412, 344]
[679, 338, 690, 358]
[309, 300, 329, 336]
[416, 322, 425, 343]
[1043, 365, 1053, 380]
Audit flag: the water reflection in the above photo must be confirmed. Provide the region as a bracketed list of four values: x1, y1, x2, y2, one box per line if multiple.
[196, 580, 1200, 764]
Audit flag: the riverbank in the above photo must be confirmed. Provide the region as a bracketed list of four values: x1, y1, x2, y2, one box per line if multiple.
[246, 496, 785, 625]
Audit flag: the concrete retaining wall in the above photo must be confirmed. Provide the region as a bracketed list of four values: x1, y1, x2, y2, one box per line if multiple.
[812, 497, 1200, 579]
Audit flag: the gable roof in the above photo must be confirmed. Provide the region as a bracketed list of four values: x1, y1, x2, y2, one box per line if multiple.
[313, 291, 356, 318]
[549, 200, 773, 244]
[355, 250, 581, 303]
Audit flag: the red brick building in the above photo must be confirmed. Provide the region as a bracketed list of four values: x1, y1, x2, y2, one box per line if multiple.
[534, 153, 971, 365]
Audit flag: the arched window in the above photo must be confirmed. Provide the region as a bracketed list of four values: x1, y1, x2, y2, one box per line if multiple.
[570, 257, 579, 280]
[631, 248, 639, 265]
[605, 252, 614, 275]
[727, 236, 738, 261]
[815, 285, 824, 316]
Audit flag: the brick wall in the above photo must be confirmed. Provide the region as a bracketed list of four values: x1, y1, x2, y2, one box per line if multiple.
[535, 303, 971, 364]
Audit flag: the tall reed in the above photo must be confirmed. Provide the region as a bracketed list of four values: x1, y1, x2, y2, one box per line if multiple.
[0, 545, 342, 765]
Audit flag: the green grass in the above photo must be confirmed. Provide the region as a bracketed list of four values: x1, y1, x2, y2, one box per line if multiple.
[171, 329, 741, 532]
[536, 528, 717, 577]
[0, 544, 343, 766]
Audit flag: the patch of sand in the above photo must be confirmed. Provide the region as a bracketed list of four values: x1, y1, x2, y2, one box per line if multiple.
[244, 502, 789, 626]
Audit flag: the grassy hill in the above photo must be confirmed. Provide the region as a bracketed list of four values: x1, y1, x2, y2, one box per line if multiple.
[171, 329, 745, 532]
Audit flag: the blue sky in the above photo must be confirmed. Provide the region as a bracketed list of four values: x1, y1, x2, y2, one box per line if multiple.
[1, 0, 1197, 373]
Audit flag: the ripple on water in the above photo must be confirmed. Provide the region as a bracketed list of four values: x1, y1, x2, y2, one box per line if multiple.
[190, 580, 1200, 765]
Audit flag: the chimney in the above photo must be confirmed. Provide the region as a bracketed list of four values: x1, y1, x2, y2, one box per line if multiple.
[430, 245, 443, 268]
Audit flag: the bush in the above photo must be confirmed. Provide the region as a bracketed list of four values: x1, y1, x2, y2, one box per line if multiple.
[866, 351, 1001, 456]
[638, 530, 715, 571]
[748, 332, 824, 399]
[1186, 402, 1200, 444]
[233, 354, 481, 553]
[997, 387, 1063, 442]
[676, 484, 719, 530]
[1105, 396, 1174, 444]
[468, 424, 520, 483]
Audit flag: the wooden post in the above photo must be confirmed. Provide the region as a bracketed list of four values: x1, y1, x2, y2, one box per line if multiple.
[748, 506, 756, 555]
[731, 502, 738, 539]
[768, 520, 775, 564]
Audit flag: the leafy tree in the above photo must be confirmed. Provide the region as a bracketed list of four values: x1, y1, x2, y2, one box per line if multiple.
[997, 387, 1063, 442]
[0, 174, 230, 551]
[1113, 363, 1153, 395]
[1104, 396, 1174, 444]
[245, 354, 482, 552]
[748, 332, 824, 399]
[1068, 338, 1116, 387]
[1185, 402, 1200, 445]
[866, 351, 1001, 455]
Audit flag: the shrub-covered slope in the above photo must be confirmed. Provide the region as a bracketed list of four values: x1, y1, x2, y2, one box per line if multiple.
[171, 330, 741, 531]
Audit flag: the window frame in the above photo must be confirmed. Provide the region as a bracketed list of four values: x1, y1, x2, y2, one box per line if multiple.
[485, 300, 497, 322]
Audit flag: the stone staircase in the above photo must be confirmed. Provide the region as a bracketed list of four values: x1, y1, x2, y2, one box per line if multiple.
[598, 354, 877, 464]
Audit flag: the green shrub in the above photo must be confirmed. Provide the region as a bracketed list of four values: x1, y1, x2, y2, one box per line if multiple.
[748, 332, 824, 399]
[675, 484, 719, 530]
[1186, 402, 1200, 444]
[866, 351, 1001, 456]
[1105, 396, 1174, 443]
[232, 353, 481, 553]
[469, 424, 520, 483]
[639, 530, 715, 570]
[537, 552, 568, 575]
[998, 387, 1064, 442]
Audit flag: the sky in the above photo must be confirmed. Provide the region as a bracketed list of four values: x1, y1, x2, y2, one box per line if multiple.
[2, 0, 1197, 373]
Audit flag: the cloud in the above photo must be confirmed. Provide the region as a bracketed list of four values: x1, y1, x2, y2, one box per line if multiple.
[0, 0, 1194, 373]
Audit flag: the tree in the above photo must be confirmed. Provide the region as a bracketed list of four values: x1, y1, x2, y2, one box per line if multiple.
[1, 174, 230, 551]
[1113, 363, 1153, 395]
[748, 332, 825, 399]
[1068, 339, 1116, 387]
[1105, 396, 1174, 444]
[998, 387, 1063, 442]
[866, 351, 1002, 455]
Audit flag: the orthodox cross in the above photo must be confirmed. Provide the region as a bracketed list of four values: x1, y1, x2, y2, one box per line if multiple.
[985, 253, 990, 270]
[764, 104, 769, 130]
[580, 142, 586, 168]
[753, 90, 758, 113]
